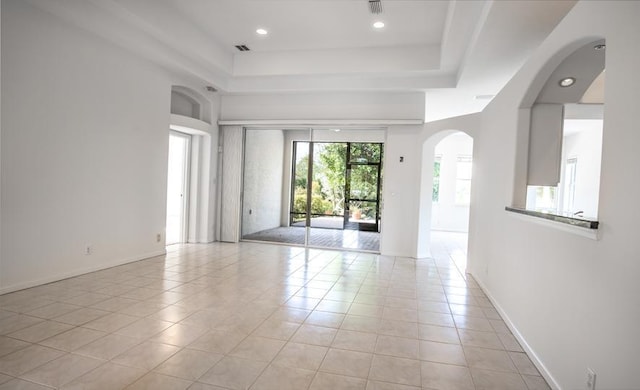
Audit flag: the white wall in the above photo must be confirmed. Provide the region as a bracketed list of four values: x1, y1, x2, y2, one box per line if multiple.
[0, 0, 193, 292]
[431, 133, 473, 232]
[0, 1, 3, 289]
[242, 130, 284, 235]
[466, 2, 640, 388]
[221, 92, 425, 121]
[379, 125, 424, 257]
[559, 120, 603, 218]
[232, 45, 439, 76]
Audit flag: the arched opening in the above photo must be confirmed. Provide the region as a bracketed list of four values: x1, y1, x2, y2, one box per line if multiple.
[512, 38, 605, 226]
[418, 130, 474, 273]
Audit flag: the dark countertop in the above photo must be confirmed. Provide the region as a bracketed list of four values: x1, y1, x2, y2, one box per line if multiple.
[505, 207, 599, 229]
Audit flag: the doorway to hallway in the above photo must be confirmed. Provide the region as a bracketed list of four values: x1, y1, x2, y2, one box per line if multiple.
[431, 132, 473, 232]
[428, 131, 473, 271]
[166, 131, 191, 245]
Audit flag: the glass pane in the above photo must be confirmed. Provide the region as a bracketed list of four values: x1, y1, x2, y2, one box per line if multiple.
[455, 180, 471, 205]
[310, 143, 346, 228]
[241, 129, 296, 244]
[242, 129, 285, 239]
[526, 185, 558, 213]
[433, 160, 441, 202]
[563, 158, 577, 213]
[350, 165, 379, 201]
[456, 156, 473, 180]
[291, 141, 310, 227]
[454, 155, 472, 205]
[349, 200, 377, 224]
[350, 143, 381, 163]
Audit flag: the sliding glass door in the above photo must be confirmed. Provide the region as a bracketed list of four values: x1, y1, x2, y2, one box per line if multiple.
[241, 127, 384, 251]
[292, 142, 347, 230]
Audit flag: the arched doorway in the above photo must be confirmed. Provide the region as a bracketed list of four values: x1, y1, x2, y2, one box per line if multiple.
[417, 130, 474, 273]
[430, 132, 473, 272]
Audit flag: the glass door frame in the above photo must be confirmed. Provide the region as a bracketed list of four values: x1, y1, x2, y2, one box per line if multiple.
[291, 129, 315, 246]
[345, 142, 383, 232]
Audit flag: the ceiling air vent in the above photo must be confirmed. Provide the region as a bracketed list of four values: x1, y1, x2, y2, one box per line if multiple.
[235, 44, 250, 52]
[368, 0, 383, 14]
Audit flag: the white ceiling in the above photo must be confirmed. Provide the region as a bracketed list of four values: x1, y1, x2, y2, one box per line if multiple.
[166, 0, 450, 52]
[31, 0, 578, 121]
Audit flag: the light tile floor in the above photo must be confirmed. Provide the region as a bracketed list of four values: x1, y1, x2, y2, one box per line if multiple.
[0, 233, 550, 390]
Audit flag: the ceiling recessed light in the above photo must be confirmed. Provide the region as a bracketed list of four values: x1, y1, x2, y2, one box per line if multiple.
[256, 28, 268, 35]
[331, 129, 341, 132]
[594, 44, 606, 50]
[559, 77, 576, 87]
[373, 21, 385, 29]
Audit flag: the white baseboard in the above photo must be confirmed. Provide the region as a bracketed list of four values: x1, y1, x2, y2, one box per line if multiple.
[470, 273, 562, 390]
[0, 250, 167, 295]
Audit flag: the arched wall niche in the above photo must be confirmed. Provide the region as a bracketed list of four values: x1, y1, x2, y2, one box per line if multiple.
[171, 85, 213, 124]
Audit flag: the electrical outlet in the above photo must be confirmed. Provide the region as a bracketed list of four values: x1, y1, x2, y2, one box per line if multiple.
[85, 245, 93, 255]
[587, 368, 596, 390]
[156, 233, 162, 242]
